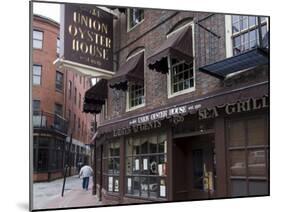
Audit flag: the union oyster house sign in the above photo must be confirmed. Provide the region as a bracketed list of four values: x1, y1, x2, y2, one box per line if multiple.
[59, 4, 114, 74]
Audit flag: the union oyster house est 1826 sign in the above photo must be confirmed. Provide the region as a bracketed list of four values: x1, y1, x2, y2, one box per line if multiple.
[112, 95, 269, 137]
[61, 4, 113, 72]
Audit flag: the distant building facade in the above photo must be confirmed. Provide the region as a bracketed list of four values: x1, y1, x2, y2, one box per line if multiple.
[32, 15, 93, 182]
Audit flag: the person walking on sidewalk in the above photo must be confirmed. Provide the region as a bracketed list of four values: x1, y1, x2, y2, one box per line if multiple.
[79, 164, 93, 191]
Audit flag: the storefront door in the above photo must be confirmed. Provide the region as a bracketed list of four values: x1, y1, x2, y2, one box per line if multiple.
[173, 134, 215, 201]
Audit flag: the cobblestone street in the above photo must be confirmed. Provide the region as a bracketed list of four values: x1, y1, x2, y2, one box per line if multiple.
[33, 175, 102, 210]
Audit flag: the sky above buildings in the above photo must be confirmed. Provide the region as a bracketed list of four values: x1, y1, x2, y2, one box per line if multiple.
[33, 2, 60, 23]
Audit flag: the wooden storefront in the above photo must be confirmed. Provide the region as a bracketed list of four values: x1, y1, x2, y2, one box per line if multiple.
[92, 83, 269, 204]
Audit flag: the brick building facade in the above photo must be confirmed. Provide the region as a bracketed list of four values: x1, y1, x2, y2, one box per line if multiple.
[83, 7, 269, 205]
[32, 15, 94, 182]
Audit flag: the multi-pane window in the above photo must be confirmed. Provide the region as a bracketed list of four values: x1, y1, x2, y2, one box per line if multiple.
[128, 84, 145, 109]
[102, 99, 108, 120]
[74, 87, 77, 105]
[33, 30, 43, 49]
[33, 65, 42, 85]
[68, 80, 72, 99]
[125, 133, 167, 199]
[54, 103, 63, 132]
[83, 77, 85, 89]
[55, 71, 63, 91]
[227, 115, 268, 197]
[34, 136, 50, 171]
[49, 139, 64, 170]
[68, 109, 71, 123]
[232, 15, 268, 55]
[103, 140, 120, 193]
[56, 37, 60, 55]
[128, 9, 144, 30]
[81, 121, 84, 138]
[32, 100, 40, 115]
[54, 103, 63, 116]
[170, 58, 194, 94]
[79, 93, 81, 109]
[73, 114, 76, 132]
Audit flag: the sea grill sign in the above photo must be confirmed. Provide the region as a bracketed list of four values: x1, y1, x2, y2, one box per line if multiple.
[112, 95, 269, 137]
[64, 4, 113, 71]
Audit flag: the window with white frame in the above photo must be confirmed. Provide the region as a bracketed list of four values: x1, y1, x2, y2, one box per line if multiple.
[231, 15, 268, 55]
[102, 99, 108, 120]
[56, 37, 60, 55]
[68, 80, 72, 99]
[33, 100, 41, 115]
[169, 57, 194, 94]
[128, 83, 145, 109]
[55, 71, 63, 92]
[33, 65, 42, 85]
[128, 8, 144, 30]
[33, 30, 43, 49]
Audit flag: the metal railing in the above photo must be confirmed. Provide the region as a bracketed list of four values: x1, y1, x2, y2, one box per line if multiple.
[33, 111, 68, 134]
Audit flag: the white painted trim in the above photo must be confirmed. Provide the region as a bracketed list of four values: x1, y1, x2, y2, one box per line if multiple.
[167, 23, 196, 99]
[53, 58, 115, 79]
[126, 101, 146, 112]
[126, 83, 146, 112]
[99, 81, 268, 127]
[167, 80, 196, 98]
[126, 48, 145, 61]
[225, 15, 233, 58]
[225, 15, 268, 58]
[266, 17, 269, 31]
[102, 99, 108, 120]
[232, 19, 267, 37]
[127, 8, 145, 32]
[166, 21, 193, 38]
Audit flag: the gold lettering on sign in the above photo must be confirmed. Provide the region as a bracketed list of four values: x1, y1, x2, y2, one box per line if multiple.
[200, 96, 269, 119]
[67, 6, 112, 66]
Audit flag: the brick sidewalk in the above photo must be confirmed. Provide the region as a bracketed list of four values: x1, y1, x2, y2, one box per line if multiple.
[46, 185, 103, 209]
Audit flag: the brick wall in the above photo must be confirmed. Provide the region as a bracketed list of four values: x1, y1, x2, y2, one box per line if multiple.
[32, 15, 94, 146]
[32, 16, 64, 115]
[65, 70, 94, 143]
[102, 9, 269, 125]
[105, 10, 227, 122]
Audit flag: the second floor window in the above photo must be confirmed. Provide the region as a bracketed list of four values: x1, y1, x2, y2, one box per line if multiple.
[54, 103, 63, 117]
[54, 103, 63, 129]
[74, 87, 77, 105]
[68, 80, 72, 99]
[73, 114, 76, 131]
[33, 30, 43, 49]
[68, 109, 71, 122]
[79, 93, 81, 109]
[56, 37, 60, 55]
[169, 58, 195, 94]
[127, 84, 145, 109]
[33, 100, 40, 114]
[56, 71, 63, 92]
[128, 9, 144, 30]
[231, 15, 267, 55]
[33, 65, 42, 85]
